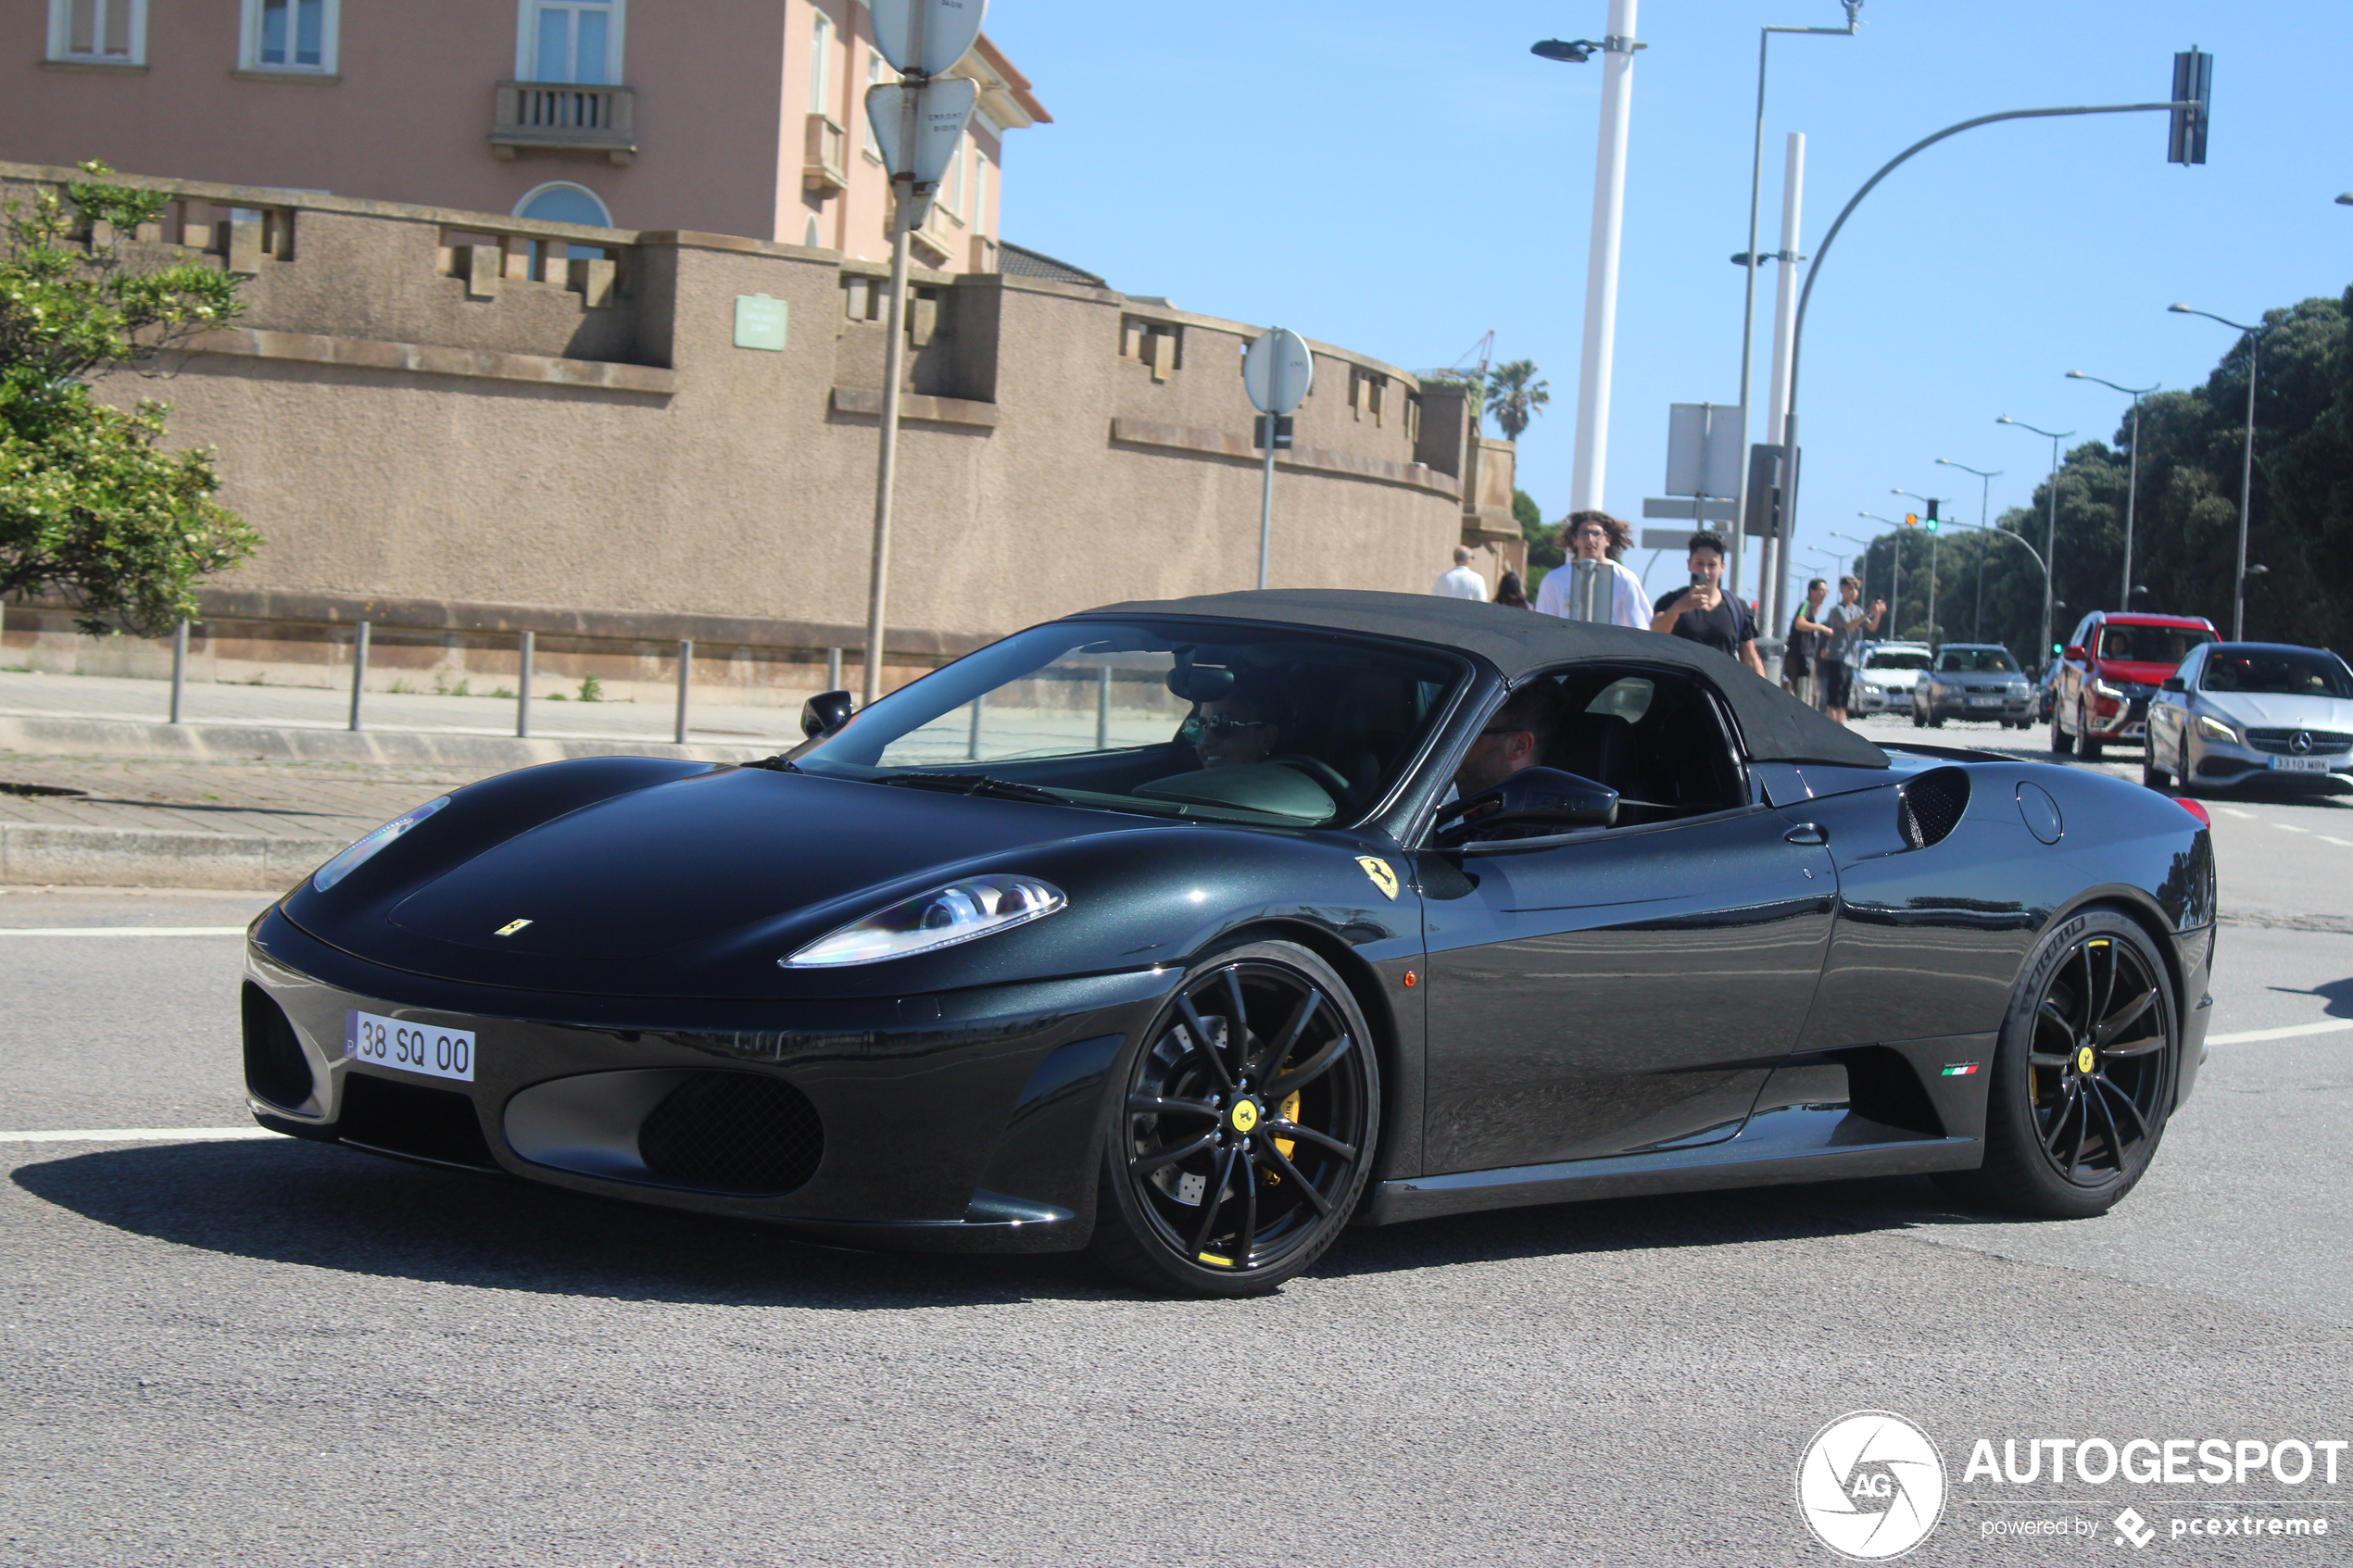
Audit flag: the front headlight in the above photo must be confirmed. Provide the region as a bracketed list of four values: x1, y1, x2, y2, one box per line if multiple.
[2196, 713, 2244, 746]
[311, 797, 451, 892]
[781, 874, 1065, 968]
[2094, 680, 2126, 701]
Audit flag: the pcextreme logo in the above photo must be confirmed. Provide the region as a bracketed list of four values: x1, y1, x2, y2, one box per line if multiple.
[1798, 1411, 1947, 1560]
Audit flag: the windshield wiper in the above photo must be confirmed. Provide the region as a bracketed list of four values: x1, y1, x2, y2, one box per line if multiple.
[876, 772, 1070, 806]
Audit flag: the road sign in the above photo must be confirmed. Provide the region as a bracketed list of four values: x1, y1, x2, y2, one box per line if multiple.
[1665, 403, 1743, 498]
[1242, 328, 1314, 415]
[870, 0, 987, 79]
[733, 295, 787, 352]
[866, 76, 978, 185]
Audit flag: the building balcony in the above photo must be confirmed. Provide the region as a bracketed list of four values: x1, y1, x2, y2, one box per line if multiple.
[910, 202, 963, 269]
[803, 114, 847, 194]
[491, 82, 638, 166]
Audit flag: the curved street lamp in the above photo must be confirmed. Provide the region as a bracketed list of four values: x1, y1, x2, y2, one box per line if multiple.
[2067, 370, 2159, 612]
[2168, 303, 2271, 639]
[1996, 416, 2073, 659]
[1935, 458, 2002, 640]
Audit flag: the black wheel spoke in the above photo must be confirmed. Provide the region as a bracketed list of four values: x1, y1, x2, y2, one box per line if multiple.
[1190, 1145, 1239, 1256]
[2043, 1086, 2079, 1158]
[1128, 1094, 1220, 1121]
[2088, 941, 2120, 1033]
[2095, 1074, 2149, 1139]
[1174, 993, 1235, 1094]
[1265, 1117, 1356, 1162]
[1131, 1131, 1216, 1177]
[2096, 986, 2158, 1047]
[2088, 1078, 2128, 1168]
[1249, 989, 1319, 1085]
[1220, 966, 1254, 1067]
[2100, 1035, 2166, 1060]
[1252, 1131, 1333, 1216]
[2028, 1051, 2074, 1068]
[1235, 1147, 1258, 1262]
[1265, 1031, 1353, 1103]
[2035, 999, 2076, 1037]
[2066, 1090, 2089, 1174]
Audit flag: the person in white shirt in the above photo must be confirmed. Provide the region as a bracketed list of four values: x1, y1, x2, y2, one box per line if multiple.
[1533, 511, 1648, 627]
[1432, 546, 1489, 601]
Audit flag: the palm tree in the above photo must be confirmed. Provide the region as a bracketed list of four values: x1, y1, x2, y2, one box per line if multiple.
[1485, 360, 1551, 442]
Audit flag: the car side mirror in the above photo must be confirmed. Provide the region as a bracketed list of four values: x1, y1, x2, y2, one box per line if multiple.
[2161, 676, 2186, 693]
[2064, 645, 2088, 662]
[800, 689, 855, 739]
[1436, 767, 1618, 842]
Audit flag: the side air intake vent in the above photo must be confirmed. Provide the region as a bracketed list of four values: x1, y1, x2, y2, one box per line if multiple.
[637, 1073, 824, 1195]
[242, 983, 315, 1111]
[1898, 768, 1970, 849]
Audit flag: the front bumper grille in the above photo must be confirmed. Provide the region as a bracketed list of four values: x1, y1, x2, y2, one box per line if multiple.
[339, 1073, 499, 1171]
[637, 1072, 824, 1195]
[2247, 727, 2353, 755]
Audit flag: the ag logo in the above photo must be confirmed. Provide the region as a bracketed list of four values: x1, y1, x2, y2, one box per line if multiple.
[1796, 1411, 1944, 1560]
[1355, 856, 1399, 900]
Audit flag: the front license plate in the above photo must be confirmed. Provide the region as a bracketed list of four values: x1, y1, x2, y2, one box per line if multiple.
[346, 1009, 476, 1083]
[2271, 755, 2344, 773]
[1969, 696, 2002, 707]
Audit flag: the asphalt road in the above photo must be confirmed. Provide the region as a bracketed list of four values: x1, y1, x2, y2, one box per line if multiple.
[3, 731, 2349, 1566]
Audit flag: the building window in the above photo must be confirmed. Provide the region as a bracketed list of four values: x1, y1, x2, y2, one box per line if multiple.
[522, 0, 622, 84]
[240, 0, 337, 72]
[942, 137, 963, 223]
[967, 148, 986, 226]
[804, 215, 822, 247]
[809, 10, 832, 114]
[49, 0, 145, 64]
[862, 53, 883, 157]
[515, 182, 612, 266]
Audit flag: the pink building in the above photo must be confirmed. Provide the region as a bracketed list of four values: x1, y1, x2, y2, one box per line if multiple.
[3, 0, 1047, 271]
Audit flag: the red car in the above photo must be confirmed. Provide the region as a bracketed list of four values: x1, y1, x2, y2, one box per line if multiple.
[2051, 611, 2220, 759]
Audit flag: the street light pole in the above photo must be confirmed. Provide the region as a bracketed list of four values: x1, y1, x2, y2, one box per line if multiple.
[2066, 370, 2158, 611]
[1567, 0, 1643, 516]
[1934, 458, 2000, 641]
[1731, 2, 1863, 612]
[1831, 530, 1873, 606]
[1894, 487, 1942, 646]
[2168, 304, 2271, 640]
[1996, 417, 2072, 659]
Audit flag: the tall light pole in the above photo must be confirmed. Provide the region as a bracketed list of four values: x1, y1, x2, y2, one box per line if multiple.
[1934, 458, 2001, 640]
[1942, 517, 2051, 661]
[2168, 303, 2271, 640]
[1996, 416, 2072, 659]
[1730, 1, 1864, 611]
[1857, 511, 1906, 639]
[2066, 370, 2158, 611]
[1831, 530, 1874, 604]
[1545, 0, 1643, 517]
[1893, 487, 1942, 646]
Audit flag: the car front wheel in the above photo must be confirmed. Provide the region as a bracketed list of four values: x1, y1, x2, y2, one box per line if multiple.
[1936, 909, 2175, 1219]
[1089, 940, 1379, 1296]
[2078, 705, 2105, 760]
[2050, 708, 2075, 757]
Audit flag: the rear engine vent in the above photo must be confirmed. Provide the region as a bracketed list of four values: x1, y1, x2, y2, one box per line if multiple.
[1898, 767, 1971, 849]
[338, 1073, 499, 1171]
[242, 983, 314, 1111]
[637, 1073, 823, 1195]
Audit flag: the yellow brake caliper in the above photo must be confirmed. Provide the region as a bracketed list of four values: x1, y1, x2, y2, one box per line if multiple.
[1263, 1093, 1301, 1184]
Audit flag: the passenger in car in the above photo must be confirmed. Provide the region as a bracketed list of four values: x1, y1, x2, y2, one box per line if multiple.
[1453, 682, 1562, 797]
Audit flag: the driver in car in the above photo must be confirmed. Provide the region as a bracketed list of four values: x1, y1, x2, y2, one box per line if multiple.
[1452, 683, 1559, 797]
[1186, 685, 1288, 770]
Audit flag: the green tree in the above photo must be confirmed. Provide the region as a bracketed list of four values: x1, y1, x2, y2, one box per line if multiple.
[1484, 359, 1550, 442]
[2, 162, 260, 636]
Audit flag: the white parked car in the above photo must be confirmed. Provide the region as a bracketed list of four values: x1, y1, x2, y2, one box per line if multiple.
[2144, 642, 2353, 794]
[1850, 641, 1931, 715]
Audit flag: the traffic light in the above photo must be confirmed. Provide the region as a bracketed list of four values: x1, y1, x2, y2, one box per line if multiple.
[1903, 513, 1919, 528]
[1925, 498, 1939, 532]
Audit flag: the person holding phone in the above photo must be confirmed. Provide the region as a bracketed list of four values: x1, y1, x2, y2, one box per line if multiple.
[1649, 532, 1767, 677]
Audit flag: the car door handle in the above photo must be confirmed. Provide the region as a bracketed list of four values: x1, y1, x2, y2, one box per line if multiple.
[1785, 823, 1828, 847]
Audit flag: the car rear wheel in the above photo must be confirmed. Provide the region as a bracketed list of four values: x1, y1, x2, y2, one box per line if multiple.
[1936, 909, 2174, 1219]
[1089, 940, 1379, 1296]
[1912, 704, 1928, 727]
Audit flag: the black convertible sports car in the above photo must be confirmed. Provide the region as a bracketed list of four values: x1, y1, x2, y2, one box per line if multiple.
[241, 591, 2217, 1295]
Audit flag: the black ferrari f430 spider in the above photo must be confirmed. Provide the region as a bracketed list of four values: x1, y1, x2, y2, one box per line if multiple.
[241, 592, 2217, 1294]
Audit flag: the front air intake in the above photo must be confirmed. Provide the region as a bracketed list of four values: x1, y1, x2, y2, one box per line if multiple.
[637, 1073, 824, 1195]
[242, 983, 314, 1111]
[338, 1073, 500, 1171]
[1898, 768, 1970, 849]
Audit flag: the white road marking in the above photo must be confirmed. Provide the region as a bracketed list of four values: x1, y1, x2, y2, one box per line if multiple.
[0, 927, 248, 936]
[0, 1127, 280, 1144]
[2215, 806, 2255, 819]
[2317, 836, 2353, 848]
[2206, 1019, 2353, 1046]
[2272, 823, 2309, 834]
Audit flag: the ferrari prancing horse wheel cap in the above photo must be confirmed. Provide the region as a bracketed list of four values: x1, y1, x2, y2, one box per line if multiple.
[1229, 1098, 1260, 1133]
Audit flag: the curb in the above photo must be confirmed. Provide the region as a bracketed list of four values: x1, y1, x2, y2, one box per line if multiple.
[0, 714, 776, 769]
[0, 822, 346, 891]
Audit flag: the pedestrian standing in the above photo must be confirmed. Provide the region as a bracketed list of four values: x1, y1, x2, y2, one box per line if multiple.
[1818, 574, 1889, 724]
[1783, 578, 1833, 709]
[1650, 532, 1768, 678]
[1533, 511, 1648, 626]
[1494, 570, 1529, 608]
[1432, 546, 1488, 601]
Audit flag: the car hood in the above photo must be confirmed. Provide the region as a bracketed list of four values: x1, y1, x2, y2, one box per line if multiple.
[2201, 693, 2353, 731]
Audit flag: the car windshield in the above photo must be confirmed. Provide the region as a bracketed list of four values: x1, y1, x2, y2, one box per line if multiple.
[1936, 648, 2020, 674]
[2097, 624, 2215, 662]
[2200, 649, 2353, 699]
[1866, 649, 1931, 671]
[792, 620, 1466, 828]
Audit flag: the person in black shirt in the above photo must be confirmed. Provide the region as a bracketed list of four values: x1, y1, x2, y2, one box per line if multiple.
[1650, 531, 1767, 677]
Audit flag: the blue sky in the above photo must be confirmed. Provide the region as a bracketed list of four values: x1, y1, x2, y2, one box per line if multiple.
[984, 0, 2353, 604]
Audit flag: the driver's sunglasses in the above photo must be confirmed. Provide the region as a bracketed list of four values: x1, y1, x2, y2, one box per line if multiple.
[1180, 715, 1269, 743]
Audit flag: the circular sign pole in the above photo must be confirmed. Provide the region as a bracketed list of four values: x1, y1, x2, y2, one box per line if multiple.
[1242, 327, 1313, 590]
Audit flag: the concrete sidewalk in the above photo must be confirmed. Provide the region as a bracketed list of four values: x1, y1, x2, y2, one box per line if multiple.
[0, 668, 788, 889]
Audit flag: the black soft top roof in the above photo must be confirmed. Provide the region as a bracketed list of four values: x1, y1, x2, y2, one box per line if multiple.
[1078, 588, 1889, 770]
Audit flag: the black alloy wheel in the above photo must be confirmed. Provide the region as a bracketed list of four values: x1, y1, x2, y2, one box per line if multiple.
[1939, 909, 2175, 1218]
[1089, 940, 1378, 1295]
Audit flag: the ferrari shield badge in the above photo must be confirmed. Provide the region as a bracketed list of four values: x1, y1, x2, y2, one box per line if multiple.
[494, 919, 534, 936]
[1355, 856, 1399, 901]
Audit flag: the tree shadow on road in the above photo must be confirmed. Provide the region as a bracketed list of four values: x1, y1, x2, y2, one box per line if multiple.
[10, 1135, 2052, 1308]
